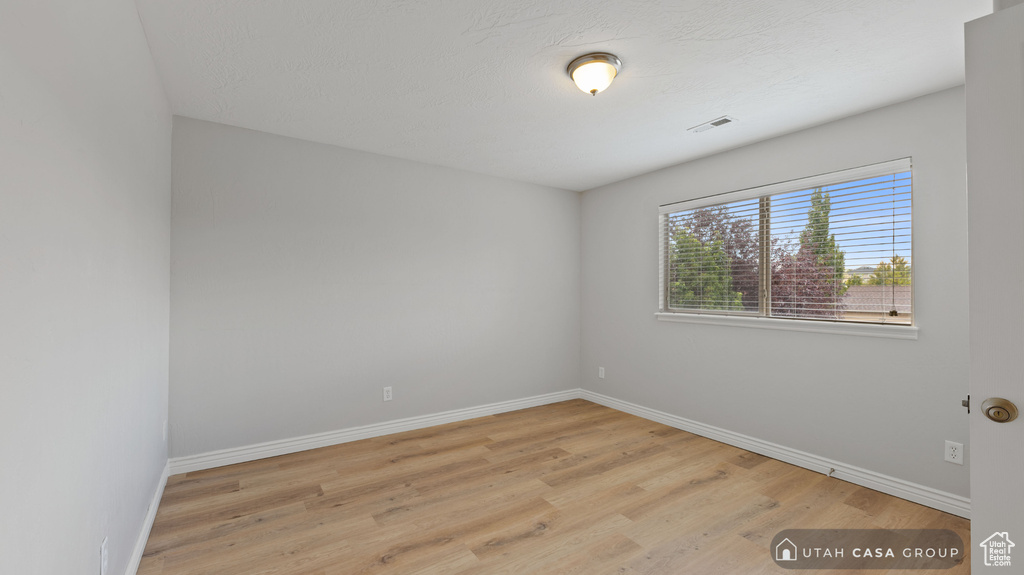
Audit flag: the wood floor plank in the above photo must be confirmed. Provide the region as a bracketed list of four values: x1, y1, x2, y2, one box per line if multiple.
[460, 512, 636, 574]
[144, 501, 310, 557]
[141, 400, 969, 574]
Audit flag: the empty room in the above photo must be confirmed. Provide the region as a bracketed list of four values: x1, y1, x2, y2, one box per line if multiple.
[4, 1, 1024, 574]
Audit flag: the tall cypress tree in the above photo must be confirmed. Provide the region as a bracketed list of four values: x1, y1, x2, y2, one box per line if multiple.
[800, 189, 846, 294]
[772, 188, 849, 318]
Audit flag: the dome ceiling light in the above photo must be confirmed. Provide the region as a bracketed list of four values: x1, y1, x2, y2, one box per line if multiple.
[567, 53, 621, 96]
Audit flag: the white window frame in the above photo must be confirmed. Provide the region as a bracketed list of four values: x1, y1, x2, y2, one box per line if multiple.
[656, 158, 918, 340]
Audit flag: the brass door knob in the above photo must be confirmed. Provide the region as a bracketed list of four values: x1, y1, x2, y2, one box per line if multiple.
[981, 397, 1018, 423]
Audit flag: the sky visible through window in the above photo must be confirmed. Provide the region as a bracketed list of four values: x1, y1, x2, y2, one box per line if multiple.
[693, 172, 911, 275]
[771, 172, 911, 273]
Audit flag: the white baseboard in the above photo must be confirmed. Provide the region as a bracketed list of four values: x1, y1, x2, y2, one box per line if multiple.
[126, 462, 169, 575]
[164, 387, 969, 519]
[580, 390, 970, 519]
[168, 389, 582, 475]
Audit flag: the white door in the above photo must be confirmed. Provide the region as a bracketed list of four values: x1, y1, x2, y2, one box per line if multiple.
[966, 3, 1024, 572]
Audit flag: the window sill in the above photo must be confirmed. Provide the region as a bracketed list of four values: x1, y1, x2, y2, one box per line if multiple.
[654, 312, 918, 340]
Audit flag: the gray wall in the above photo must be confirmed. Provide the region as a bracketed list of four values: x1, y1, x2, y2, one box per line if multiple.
[580, 87, 970, 497]
[0, 1, 172, 574]
[170, 117, 581, 458]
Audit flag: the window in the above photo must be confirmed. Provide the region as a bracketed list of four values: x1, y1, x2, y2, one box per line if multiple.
[659, 159, 912, 326]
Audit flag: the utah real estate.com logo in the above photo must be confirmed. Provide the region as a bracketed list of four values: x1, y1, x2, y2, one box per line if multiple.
[980, 532, 1014, 567]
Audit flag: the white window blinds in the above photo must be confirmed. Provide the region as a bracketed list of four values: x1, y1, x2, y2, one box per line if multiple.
[660, 159, 912, 325]
[664, 198, 761, 313]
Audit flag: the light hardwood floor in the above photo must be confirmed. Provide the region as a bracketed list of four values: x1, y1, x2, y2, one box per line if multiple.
[138, 400, 969, 574]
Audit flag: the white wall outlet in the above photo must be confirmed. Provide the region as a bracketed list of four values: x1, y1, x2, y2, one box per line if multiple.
[383, 386, 393, 402]
[100, 537, 108, 575]
[598, 367, 605, 379]
[945, 440, 964, 465]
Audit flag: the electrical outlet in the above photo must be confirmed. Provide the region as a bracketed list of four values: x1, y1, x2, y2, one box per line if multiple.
[383, 386, 393, 402]
[100, 537, 108, 575]
[598, 367, 605, 379]
[945, 440, 963, 465]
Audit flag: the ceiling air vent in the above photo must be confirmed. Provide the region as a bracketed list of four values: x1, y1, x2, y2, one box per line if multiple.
[688, 116, 737, 134]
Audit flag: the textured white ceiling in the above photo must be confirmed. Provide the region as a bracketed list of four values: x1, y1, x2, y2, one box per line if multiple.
[135, 0, 990, 191]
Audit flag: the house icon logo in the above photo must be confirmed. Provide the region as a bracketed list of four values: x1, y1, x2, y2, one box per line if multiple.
[776, 538, 798, 561]
[980, 532, 1014, 567]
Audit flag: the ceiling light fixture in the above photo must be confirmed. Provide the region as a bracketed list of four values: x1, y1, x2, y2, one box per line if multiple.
[567, 53, 621, 96]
